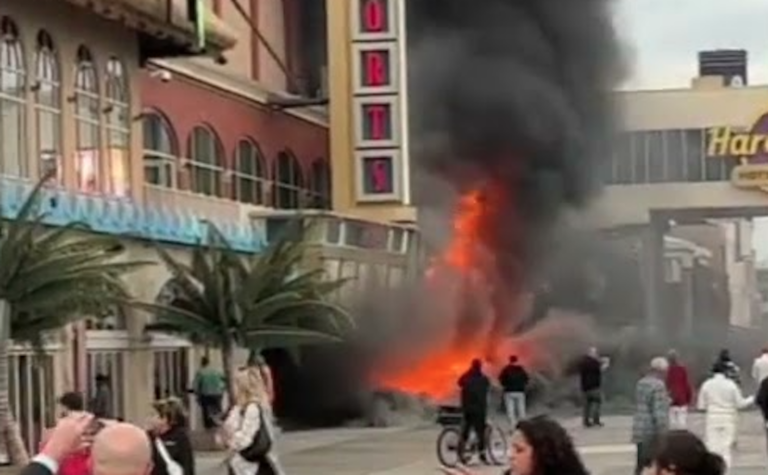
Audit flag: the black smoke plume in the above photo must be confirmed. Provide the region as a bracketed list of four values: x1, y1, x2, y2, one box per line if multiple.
[409, 0, 626, 335]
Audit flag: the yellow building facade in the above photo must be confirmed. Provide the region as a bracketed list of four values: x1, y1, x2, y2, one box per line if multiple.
[326, 0, 417, 224]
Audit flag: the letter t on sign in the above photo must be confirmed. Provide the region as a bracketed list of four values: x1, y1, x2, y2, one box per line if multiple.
[365, 104, 390, 141]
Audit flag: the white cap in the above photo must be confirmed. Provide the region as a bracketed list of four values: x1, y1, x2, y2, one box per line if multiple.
[651, 357, 669, 372]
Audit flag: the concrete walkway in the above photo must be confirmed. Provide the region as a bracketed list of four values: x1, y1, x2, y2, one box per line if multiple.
[198, 413, 768, 474]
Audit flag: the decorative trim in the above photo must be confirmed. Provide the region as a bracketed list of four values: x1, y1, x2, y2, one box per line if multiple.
[0, 177, 264, 252]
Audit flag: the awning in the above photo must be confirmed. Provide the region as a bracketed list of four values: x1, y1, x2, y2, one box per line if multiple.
[63, 0, 237, 58]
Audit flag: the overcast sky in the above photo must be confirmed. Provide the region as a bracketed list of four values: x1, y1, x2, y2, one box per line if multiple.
[615, 0, 768, 259]
[616, 0, 768, 89]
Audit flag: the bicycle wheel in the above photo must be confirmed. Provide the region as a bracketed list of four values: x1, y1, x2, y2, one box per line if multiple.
[436, 427, 463, 467]
[485, 424, 508, 466]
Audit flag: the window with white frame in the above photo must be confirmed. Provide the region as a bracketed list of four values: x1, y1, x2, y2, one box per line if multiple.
[274, 150, 305, 209]
[187, 126, 224, 197]
[233, 139, 267, 205]
[105, 57, 130, 197]
[34, 31, 61, 183]
[74, 45, 101, 193]
[308, 158, 331, 209]
[143, 112, 177, 187]
[0, 16, 27, 178]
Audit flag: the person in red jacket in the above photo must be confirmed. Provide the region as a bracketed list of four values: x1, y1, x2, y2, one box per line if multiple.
[665, 350, 693, 429]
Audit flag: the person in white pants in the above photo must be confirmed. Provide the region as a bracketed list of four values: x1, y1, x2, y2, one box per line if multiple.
[697, 362, 754, 469]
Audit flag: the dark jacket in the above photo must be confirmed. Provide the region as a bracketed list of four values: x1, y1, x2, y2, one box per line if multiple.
[458, 367, 490, 415]
[150, 425, 195, 475]
[498, 364, 529, 393]
[756, 376, 768, 420]
[579, 356, 602, 392]
[20, 462, 53, 475]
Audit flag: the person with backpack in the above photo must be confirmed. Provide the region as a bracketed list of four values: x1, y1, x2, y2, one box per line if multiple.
[220, 368, 283, 475]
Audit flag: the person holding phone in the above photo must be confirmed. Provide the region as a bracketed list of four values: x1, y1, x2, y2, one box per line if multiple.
[39, 393, 93, 475]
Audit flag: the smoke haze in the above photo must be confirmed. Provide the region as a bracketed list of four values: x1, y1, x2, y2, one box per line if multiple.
[409, 0, 626, 281]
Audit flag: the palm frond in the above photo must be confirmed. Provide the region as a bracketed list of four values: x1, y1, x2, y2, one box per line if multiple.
[243, 325, 344, 350]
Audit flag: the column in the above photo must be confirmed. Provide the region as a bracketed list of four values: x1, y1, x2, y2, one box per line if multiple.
[643, 219, 665, 336]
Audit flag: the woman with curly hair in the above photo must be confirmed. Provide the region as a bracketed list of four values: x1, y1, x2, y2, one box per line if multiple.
[442, 415, 589, 475]
[647, 430, 725, 475]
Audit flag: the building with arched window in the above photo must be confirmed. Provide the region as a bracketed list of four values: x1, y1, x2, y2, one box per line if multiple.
[0, 0, 423, 449]
[0, 0, 239, 450]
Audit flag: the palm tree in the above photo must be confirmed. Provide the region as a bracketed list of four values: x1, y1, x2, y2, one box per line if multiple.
[0, 177, 151, 465]
[141, 220, 353, 397]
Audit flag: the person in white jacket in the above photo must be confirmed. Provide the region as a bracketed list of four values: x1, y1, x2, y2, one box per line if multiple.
[752, 347, 768, 386]
[697, 362, 754, 469]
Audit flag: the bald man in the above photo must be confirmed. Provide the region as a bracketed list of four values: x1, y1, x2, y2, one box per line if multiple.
[92, 423, 153, 475]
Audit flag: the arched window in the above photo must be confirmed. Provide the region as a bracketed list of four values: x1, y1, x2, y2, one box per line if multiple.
[105, 57, 130, 197]
[143, 112, 177, 188]
[233, 139, 267, 205]
[308, 158, 331, 209]
[0, 17, 27, 177]
[34, 31, 61, 182]
[187, 126, 224, 197]
[274, 150, 304, 209]
[74, 45, 100, 193]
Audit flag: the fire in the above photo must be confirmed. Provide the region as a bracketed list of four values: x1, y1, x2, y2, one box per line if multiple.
[373, 187, 512, 401]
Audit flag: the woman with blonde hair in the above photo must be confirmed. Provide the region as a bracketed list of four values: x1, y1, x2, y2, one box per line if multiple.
[221, 367, 284, 475]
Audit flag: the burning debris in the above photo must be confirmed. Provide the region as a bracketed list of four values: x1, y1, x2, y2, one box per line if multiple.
[371, 0, 625, 401]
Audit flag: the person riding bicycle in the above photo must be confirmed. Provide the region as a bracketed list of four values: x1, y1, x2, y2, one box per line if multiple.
[458, 358, 491, 464]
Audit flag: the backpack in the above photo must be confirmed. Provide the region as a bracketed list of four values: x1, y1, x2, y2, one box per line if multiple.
[238, 403, 273, 462]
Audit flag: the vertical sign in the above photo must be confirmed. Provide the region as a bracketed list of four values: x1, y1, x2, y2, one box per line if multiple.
[350, 0, 410, 204]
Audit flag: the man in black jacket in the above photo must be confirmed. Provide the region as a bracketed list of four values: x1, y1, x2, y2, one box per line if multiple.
[498, 355, 529, 428]
[458, 359, 491, 464]
[580, 346, 608, 428]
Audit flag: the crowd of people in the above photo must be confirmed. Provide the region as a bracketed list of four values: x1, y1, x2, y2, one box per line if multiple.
[24, 364, 281, 475]
[450, 345, 768, 475]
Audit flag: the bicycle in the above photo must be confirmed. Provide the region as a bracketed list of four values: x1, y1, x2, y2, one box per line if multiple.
[435, 405, 508, 467]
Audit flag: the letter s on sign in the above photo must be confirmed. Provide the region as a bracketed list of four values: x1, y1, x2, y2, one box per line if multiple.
[372, 159, 389, 192]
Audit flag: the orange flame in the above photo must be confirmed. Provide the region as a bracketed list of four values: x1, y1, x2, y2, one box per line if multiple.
[373, 188, 510, 401]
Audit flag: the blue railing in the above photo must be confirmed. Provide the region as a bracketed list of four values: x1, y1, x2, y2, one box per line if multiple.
[0, 177, 265, 252]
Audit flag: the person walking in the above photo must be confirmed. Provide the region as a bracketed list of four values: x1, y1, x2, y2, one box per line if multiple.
[193, 356, 226, 430]
[666, 350, 693, 429]
[579, 347, 609, 428]
[498, 355, 529, 428]
[697, 362, 753, 469]
[220, 367, 284, 475]
[457, 359, 491, 464]
[631, 357, 670, 475]
[752, 347, 768, 386]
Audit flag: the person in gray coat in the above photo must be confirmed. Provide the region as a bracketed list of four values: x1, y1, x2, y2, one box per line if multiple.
[631, 357, 670, 475]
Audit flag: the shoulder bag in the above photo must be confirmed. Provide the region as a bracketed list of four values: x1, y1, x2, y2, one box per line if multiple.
[238, 403, 273, 462]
